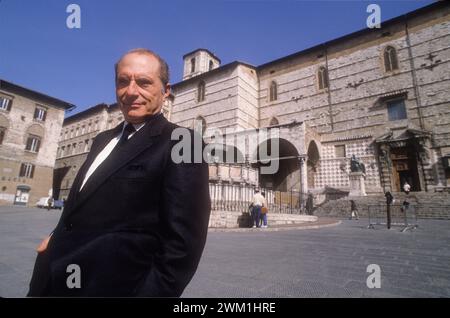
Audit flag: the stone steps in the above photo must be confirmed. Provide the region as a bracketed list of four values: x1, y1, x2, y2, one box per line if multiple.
[209, 210, 317, 228]
[314, 192, 450, 219]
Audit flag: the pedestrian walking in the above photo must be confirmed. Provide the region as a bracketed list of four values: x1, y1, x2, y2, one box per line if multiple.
[46, 197, 53, 211]
[260, 191, 268, 228]
[403, 181, 411, 195]
[252, 189, 265, 228]
[306, 193, 314, 215]
[349, 200, 359, 220]
[385, 191, 394, 229]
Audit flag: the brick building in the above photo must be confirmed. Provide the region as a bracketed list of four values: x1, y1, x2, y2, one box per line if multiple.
[0, 79, 74, 206]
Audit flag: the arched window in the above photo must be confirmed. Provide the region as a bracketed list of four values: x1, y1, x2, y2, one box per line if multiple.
[269, 81, 277, 101]
[197, 81, 205, 102]
[384, 46, 399, 72]
[190, 58, 196, 73]
[318, 66, 329, 90]
[209, 60, 214, 71]
[25, 124, 44, 153]
[269, 117, 279, 126]
[0, 115, 9, 145]
[194, 116, 207, 135]
[0, 126, 6, 145]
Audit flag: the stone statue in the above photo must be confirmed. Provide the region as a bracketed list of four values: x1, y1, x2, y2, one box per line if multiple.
[350, 155, 366, 174]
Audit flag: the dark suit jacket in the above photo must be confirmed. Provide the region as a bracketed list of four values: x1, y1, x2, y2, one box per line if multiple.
[28, 113, 211, 297]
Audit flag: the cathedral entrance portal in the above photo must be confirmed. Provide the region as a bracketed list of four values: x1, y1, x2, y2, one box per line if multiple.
[376, 128, 432, 193]
[390, 146, 421, 192]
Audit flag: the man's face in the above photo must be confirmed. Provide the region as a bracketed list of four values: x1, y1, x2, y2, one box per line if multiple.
[116, 53, 170, 124]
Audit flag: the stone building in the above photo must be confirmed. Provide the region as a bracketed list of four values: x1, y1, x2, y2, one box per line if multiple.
[55, 2, 450, 202]
[0, 79, 74, 206]
[54, 103, 111, 200]
[171, 2, 450, 196]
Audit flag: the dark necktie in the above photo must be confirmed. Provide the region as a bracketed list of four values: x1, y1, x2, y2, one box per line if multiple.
[117, 123, 136, 148]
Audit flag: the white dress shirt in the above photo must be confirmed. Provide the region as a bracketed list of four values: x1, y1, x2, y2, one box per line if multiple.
[79, 121, 145, 191]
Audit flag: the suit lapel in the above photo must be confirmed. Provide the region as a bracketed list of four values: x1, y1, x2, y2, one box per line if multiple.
[69, 114, 167, 214]
[62, 127, 120, 215]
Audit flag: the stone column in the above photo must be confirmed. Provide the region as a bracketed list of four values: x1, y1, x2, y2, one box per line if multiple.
[433, 148, 446, 191]
[298, 156, 307, 194]
[298, 156, 307, 211]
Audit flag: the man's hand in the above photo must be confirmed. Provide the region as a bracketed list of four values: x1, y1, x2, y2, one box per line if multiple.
[36, 236, 51, 253]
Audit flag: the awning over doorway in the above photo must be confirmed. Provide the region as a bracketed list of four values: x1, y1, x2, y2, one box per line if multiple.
[16, 185, 31, 191]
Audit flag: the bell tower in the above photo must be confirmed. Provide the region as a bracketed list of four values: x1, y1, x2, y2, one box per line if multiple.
[182, 49, 221, 80]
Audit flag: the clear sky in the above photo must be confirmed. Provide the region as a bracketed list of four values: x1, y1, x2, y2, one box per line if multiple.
[0, 0, 436, 116]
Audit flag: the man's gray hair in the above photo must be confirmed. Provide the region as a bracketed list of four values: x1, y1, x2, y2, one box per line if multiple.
[114, 48, 170, 86]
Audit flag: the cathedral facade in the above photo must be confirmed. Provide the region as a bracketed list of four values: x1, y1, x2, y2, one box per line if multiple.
[170, 2, 450, 196]
[55, 2, 450, 200]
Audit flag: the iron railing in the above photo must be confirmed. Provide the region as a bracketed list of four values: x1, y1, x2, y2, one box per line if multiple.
[209, 183, 308, 214]
[367, 204, 418, 232]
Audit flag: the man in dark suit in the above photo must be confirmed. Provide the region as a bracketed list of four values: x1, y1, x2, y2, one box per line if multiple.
[27, 48, 211, 297]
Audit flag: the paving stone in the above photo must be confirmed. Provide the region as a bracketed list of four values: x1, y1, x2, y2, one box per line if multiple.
[1, 206, 450, 298]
